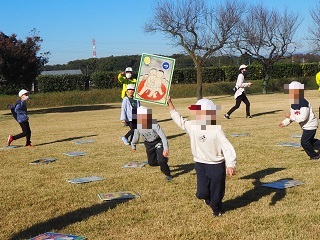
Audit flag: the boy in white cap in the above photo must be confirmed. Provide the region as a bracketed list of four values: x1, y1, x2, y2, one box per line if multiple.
[118, 67, 137, 99]
[279, 81, 320, 160]
[224, 64, 252, 119]
[7, 89, 32, 147]
[120, 84, 140, 145]
[167, 96, 236, 217]
[131, 106, 172, 181]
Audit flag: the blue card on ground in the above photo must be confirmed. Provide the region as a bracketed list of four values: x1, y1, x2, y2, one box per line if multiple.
[276, 142, 301, 147]
[262, 179, 303, 189]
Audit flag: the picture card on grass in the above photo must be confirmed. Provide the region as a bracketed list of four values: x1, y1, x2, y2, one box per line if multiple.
[63, 151, 86, 157]
[29, 232, 87, 240]
[67, 176, 105, 184]
[72, 139, 95, 144]
[230, 133, 249, 137]
[98, 191, 140, 201]
[134, 53, 175, 106]
[276, 142, 301, 147]
[122, 161, 148, 168]
[29, 158, 57, 165]
[0, 145, 22, 150]
[262, 179, 303, 189]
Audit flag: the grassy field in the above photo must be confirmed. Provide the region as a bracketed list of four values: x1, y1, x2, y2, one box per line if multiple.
[0, 91, 319, 240]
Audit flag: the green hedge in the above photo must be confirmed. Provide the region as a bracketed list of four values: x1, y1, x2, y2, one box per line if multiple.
[33, 63, 320, 93]
[37, 74, 85, 92]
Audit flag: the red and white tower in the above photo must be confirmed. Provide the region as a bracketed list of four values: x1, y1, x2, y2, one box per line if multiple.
[92, 38, 96, 58]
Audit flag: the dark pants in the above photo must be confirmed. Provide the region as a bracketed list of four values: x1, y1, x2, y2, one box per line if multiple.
[227, 93, 250, 116]
[124, 121, 134, 142]
[195, 162, 226, 214]
[301, 129, 320, 157]
[144, 139, 171, 176]
[13, 121, 31, 145]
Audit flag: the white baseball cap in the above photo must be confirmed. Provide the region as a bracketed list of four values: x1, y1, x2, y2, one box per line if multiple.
[239, 64, 247, 70]
[288, 81, 304, 90]
[126, 84, 136, 90]
[125, 67, 133, 72]
[137, 106, 149, 114]
[18, 89, 29, 97]
[188, 98, 218, 110]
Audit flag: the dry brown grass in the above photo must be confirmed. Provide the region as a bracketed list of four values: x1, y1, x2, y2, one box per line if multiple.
[0, 91, 319, 240]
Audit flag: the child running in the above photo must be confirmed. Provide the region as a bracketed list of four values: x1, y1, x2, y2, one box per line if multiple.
[167, 96, 236, 216]
[131, 106, 172, 181]
[7, 89, 33, 147]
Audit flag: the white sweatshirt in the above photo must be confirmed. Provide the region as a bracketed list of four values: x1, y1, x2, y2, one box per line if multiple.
[170, 110, 236, 168]
[234, 73, 251, 99]
[282, 98, 318, 130]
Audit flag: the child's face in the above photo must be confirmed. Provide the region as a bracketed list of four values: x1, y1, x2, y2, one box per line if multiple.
[21, 94, 29, 101]
[136, 113, 157, 129]
[191, 110, 217, 125]
[289, 89, 303, 104]
[126, 89, 134, 97]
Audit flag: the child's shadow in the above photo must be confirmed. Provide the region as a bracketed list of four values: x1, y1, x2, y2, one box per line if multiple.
[224, 167, 287, 211]
[171, 163, 195, 178]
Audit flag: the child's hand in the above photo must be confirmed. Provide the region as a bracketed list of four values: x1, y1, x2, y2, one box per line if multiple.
[132, 149, 136, 153]
[163, 150, 169, 157]
[226, 167, 236, 176]
[279, 122, 284, 127]
[284, 112, 290, 118]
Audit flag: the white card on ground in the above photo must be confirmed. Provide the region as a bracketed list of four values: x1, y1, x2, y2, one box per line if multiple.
[63, 151, 86, 156]
[67, 176, 105, 184]
[29, 158, 57, 165]
[262, 179, 303, 189]
[276, 142, 301, 147]
[72, 139, 95, 144]
[230, 133, 249, 137]
[122, 161, 148, 168]
[291, 134, 302, 138]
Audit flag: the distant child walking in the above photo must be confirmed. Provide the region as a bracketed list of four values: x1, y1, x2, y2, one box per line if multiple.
[224, 64, 252, 119]
[120, 84, 140, 145]
[279, 81, 320, 160]
[7, 89, 33, 147]
[131, 106, 172, 181]
[167, 96, 236, 216]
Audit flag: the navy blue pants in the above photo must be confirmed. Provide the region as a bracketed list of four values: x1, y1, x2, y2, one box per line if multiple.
[301, 129, 320, 158]
[195, 162, 226, 214]
[13, 121, 31, 145]
[144, 139, 171, 176]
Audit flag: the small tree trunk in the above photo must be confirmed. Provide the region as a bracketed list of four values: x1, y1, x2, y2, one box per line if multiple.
[196, 63, 203, 100]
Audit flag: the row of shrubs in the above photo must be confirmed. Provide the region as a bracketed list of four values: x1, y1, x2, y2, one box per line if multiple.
[34, 63, 320, 93]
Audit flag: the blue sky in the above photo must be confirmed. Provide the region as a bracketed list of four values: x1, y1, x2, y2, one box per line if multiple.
[0, 0, 316, 65]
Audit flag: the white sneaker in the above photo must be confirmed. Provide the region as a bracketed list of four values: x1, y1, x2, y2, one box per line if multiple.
[121, 136, 129, 145]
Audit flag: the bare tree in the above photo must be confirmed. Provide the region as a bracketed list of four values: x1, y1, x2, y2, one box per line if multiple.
[309, 1, 320, 52]
[144, 0, 244, 99]
[235, 4, 301, 94]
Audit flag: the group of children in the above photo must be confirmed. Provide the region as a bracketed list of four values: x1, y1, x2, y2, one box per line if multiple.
[5, 68, 319, 219]
[119, 67, 320, 217]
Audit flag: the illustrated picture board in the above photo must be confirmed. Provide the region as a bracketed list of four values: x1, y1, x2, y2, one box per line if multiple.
[134, 53, 175, 106]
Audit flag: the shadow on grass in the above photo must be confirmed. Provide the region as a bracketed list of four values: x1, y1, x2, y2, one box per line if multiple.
[171, 163, 195, 178]
[157, 118, 172, 123]
[167, 132, 186, 140]
[3, 104, 120, 116]
[35, 134, 98, 147]
[224, 167, 287, 212]
[10, 199, 131, 240]
[251, 109, 282, 118]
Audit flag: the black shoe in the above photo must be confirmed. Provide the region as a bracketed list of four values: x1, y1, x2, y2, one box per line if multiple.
[165, 175, 173, 182]
[213, 211, 223, 217]
[310, 155, 320, 160]
[224, 114, 230, 119]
